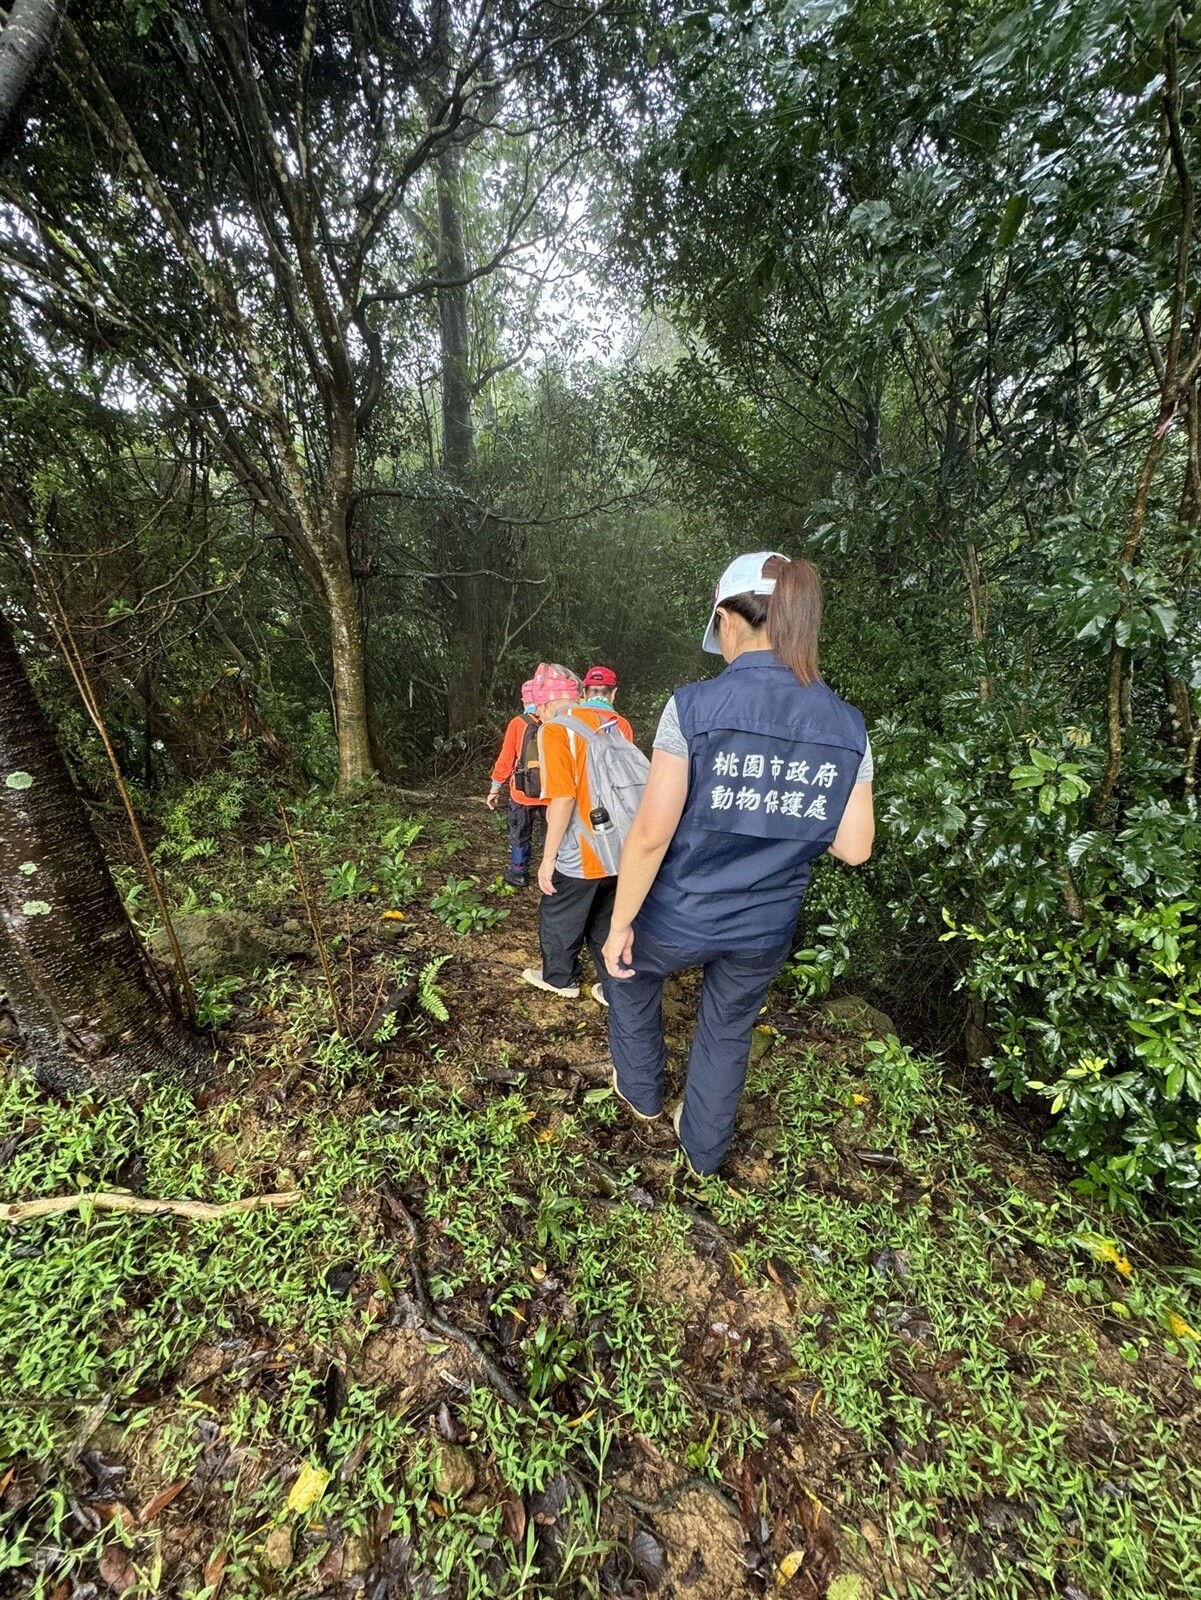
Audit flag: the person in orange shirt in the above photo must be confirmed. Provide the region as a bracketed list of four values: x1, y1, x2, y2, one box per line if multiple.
[486, 679, 547, 888]
[520, 663, 635, 1005]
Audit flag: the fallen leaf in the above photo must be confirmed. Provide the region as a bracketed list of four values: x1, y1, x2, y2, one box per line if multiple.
[1165, 1311, 1199, 1341]
[1076, 1232, 1133, 1276]
[502, 1493, 527, 1544]
[203, 1546, 228, 1594]
[775, 1550, 805, 1588]
[0, 1468, 12, 1500]
[264, 1523, 293, 1571]
[99, 1542, 136, 1595]
[314, 1541, 345, 1584]
[93, 1500, 135, 1532]
[855, 1148, 902, 1171]
[631, 1528, 667, 1590]
[381, 910, 405, 921]
[431, 1402, 460, 1443]
[137, 1479, 186, 1525]
[286, 1461, 331, 1515]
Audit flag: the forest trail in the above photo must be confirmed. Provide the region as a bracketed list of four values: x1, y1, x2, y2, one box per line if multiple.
[2, 785, 1200, 1600]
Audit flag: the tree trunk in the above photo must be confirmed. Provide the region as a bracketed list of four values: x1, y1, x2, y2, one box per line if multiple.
[0, 612, 209, 1093]
[435, 143, 487, 735]
[320, 552, 375, 789]
[0, 0, 64, 153]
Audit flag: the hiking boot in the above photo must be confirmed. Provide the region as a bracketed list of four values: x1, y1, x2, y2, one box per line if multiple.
[520, 967, 580, 999]
[612, 1063, 661, 1123]
[589, 982, 609, 1008]
[503, 870, 529, 889]
[672, 1102, 705, 1177]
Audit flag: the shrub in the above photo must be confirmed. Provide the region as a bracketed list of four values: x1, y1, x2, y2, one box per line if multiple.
[884, 710, 1201, 1214]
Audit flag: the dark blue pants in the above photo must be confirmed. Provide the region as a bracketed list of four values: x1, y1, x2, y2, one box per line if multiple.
[606, 927, 791, 1174]
[507, 798, 545, 877]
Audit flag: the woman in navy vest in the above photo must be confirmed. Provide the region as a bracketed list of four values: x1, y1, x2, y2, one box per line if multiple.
[602, 552, 875, 1175]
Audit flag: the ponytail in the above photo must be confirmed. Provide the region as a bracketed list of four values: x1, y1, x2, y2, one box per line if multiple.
[716, 554, 823, 685]
[764, 555, 822, 685]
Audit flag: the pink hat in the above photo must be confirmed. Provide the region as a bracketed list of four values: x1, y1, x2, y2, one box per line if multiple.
[520, 679, 538, 704]
[529, 662, 581, 705]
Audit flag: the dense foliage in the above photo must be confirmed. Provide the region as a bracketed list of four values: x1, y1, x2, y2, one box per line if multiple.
[613, 0, 1201, 1213]
[3, 0, 1201, 1210]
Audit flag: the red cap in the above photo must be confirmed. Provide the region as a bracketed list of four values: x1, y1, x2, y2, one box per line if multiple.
[583, 665, 617, 688]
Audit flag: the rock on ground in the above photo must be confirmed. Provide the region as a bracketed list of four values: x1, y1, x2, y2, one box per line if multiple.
[818, 994, 897, 1040]
[148, 910, 309, 978]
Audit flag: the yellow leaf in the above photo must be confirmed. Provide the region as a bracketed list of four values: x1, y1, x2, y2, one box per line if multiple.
[1076, 1233, 1133, 1276]
[851, 1094, 870, 1106]
[568, 1409, 597, 1427]
[775, 1550, 805, 1588]
[286, 1463, 330, 1515]
[380, 910, 405, 921]
[536, 1127, 557, 1143]
[1165, 1311, 1199, 1341]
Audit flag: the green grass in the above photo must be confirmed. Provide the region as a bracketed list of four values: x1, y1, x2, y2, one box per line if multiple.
[0, 995, 695, 1597]
[4, 785, 1201, 1598]
[706, 1038, 1201, 1598]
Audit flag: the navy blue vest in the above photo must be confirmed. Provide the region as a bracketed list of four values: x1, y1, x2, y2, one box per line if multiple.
[638, 652, 867, 951]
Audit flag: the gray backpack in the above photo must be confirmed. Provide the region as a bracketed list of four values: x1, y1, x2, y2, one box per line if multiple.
[550, 710, 650, 876]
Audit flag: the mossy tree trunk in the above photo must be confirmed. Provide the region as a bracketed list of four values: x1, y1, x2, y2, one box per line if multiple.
[0, 613, 210, 1093]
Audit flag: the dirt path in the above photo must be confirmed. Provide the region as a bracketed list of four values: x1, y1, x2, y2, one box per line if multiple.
[2, 785, 1199, 1600]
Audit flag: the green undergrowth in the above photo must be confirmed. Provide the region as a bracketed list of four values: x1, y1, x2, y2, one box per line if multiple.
[3, 977, 1201, 1597]
[718, 1042, 1201, 1597]
[119, 781, 478, 933]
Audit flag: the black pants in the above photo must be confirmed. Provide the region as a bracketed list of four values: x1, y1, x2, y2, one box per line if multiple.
[507, 798, 545, 877]
[538, 871, 616, 989]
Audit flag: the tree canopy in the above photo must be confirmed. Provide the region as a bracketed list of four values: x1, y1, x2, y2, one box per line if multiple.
[3, 0, 1201, 1202]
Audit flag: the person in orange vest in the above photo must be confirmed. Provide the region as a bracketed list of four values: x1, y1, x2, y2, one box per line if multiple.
[520, 662, 638, 1004]
[486, 680, 548, 888]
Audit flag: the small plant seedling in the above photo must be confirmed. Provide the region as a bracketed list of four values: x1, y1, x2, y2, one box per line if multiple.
[430, 875, 509, 935]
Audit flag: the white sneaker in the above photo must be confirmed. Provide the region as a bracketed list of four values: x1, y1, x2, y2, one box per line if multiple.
[520, 967, 580, 999]
[672, 1103, 704, 1177]
[590, 982, 609, 1008]
[612, 1064, 661, 1123]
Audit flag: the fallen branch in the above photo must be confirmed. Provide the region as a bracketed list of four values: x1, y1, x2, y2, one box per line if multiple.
[1, 1189, 300, 1224]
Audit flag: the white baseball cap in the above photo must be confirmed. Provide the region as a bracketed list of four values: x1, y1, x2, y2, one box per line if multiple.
[701, 551, 789, 653]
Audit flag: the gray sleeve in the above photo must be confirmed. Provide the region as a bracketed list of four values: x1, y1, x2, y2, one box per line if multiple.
[855, 734, 874, 784]
[653, 695, 689, 758]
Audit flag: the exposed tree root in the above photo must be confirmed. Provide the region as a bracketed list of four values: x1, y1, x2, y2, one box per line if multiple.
[380, 1186, 526, 1410]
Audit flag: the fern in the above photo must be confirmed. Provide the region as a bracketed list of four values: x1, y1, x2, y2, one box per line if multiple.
[418, 955, 451, 1022]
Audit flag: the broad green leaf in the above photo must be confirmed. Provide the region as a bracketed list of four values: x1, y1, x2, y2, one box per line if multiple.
[996, 192, 1029, 247]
